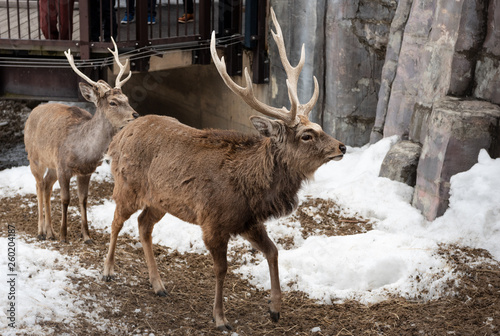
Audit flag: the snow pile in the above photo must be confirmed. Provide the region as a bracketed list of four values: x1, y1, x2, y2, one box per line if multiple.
[0, 238, 104, 335]
[234, 141, 500, 303]
[429, 149, 500, 259]
[0, 166, 37, 198]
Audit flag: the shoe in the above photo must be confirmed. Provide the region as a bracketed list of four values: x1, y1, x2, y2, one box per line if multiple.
[178, 13, 194, 23]
[148, 15, 156, 25]
[121, 14, 135, 24]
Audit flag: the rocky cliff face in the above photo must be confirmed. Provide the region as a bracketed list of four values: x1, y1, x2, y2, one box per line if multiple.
[269, 0, 499, 147]
[269, 0, 397, 146]
[269, 0, 500, 220]
[372, 0, 500, 143]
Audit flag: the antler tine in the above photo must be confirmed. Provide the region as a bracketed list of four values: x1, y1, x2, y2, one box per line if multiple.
[270, 8, 304, 89]
[270, 7, 319, 118]
[65, 49, 98, 86]
[210, 31, 296, 124]
[108, 37, 132, 89]
[300, 76, 319, 117]
[65, 49, 110, 95]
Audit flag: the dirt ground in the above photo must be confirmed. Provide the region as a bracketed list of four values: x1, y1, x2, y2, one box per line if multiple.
[1, 100, 500, 335]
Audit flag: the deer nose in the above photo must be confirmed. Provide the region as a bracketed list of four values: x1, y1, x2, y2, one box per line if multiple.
[132, 113, 140, 119]
[339, 144, 346, 154]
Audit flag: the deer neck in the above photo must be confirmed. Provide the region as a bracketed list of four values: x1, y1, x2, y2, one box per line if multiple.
[234, 138, 305, 220]
[67, 110, 115, 172]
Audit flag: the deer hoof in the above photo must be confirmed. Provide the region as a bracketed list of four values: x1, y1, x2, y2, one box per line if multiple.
[102, 275, 115, 282]
[216, 323, 233, 331]
[155, 290, 168, 297]
[84, 239, 94, 245]
[270, 311, 280, 322]
[37, 234, 46, 241]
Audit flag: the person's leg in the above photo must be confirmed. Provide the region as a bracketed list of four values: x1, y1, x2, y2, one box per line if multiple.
[122, 0, 135, 23]
[148, 0, 157, 17]
[89, 0, 100, 41]
[39, 0, 59, 39]
[57, 0, 74, 40]
[102, 0, 117, 41]
[128, 0, 135, 16]
[178, 0, 194, 23]
[111, 0, 118, 39]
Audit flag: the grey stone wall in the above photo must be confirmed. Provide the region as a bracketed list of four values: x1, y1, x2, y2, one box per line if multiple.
[269, 0, 397, 146]
[371, 0, 499, 143]
[371, 0, 500, 220]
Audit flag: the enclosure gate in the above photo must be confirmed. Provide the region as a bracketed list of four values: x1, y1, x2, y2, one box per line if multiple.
[0, 0, 268, 100]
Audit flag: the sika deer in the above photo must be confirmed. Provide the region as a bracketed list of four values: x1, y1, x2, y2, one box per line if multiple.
[102, 8, 345, 330]
[24, 39, 138, 243]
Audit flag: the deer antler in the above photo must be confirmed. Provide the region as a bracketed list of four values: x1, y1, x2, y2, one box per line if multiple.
[210, 31, 296, 125]
[269, 8, 319, 118]
[108, 37, 132, 89]
[64, 49, 110, 95]
[210, 7, 319, 126]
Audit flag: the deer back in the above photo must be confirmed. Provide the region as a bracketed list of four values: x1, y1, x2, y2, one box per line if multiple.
[110, 115, 292, 230]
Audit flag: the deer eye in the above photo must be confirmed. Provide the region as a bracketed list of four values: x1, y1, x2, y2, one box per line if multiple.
[301, 134, 313, 141]
[110, 101, 118, 107]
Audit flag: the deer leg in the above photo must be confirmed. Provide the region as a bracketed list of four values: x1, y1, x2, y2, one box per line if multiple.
[204, 233, 232, 330]
[242, 224, 281, 322]
[31, 166, 46, 240]
[103, 203, 135, 281]
[42, 169, 58, 240]
[76, 174, 92, 244]
[137, 207, 167, 296]
[58, 173, 71, 243]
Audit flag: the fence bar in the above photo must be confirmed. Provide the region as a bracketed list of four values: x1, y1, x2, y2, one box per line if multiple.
[79, 0, 91, 59]
[195, 0, 212, 64]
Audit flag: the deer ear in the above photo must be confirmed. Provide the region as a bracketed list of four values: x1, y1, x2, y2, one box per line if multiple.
[250, 116, 280, 138]
[79, 82, 98, 104]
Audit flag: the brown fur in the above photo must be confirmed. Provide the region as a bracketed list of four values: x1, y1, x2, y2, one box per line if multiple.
[24, 81, 138, 243]
[103, 114, 346, 329]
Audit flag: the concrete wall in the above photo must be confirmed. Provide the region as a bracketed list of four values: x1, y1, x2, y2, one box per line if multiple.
[115, 51, 269, 134]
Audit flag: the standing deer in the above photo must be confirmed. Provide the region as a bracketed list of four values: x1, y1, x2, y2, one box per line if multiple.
[102, 8, 345, 330]
[24, 39, 138, 244]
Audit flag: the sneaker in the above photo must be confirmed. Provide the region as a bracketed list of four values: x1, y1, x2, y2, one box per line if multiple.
[121, 14, 135, 24]
[148, 15, 156, 25]
[178, 13, 194, 23]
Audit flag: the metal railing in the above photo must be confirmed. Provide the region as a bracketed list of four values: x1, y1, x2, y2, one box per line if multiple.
[0, 0, 226, 57]
[0, 0, 268, 99]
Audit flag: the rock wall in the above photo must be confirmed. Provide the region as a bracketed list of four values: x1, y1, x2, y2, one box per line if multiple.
[412, 98, 500, 220]
[269, 0, 397, 146]
[268, 0, 499, 147]
[371, 0, 500, 220]
[371, 0, 499, 142]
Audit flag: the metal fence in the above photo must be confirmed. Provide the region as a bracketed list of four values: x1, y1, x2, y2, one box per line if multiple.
[0, 0, 250, 58]
[0, 0, 268, 99]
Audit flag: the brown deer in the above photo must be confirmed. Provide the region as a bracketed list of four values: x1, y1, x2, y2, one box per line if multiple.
[24, 39, 138, 244]
[102, 8, 345, 330]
